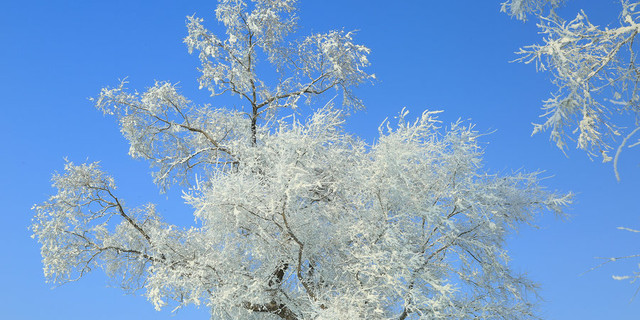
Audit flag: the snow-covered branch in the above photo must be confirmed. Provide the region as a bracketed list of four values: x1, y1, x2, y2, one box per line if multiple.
[515, 0, 640, 178]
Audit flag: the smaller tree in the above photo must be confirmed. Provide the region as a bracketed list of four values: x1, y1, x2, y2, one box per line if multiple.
[507, 0, 640, 180]
[32, 1, 571, 319]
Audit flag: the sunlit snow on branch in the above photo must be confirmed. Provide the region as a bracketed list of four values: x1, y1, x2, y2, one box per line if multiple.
[515, 0, 640, 180]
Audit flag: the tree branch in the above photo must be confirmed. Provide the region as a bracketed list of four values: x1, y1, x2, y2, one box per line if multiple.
[242, 301, 298, 320]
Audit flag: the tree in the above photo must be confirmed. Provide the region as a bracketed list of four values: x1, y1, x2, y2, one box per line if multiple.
[31, 0, 571, 319]
[504, 0, 640, 180]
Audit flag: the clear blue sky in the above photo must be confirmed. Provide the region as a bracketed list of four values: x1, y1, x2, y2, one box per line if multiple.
[2, 1, 639, 319]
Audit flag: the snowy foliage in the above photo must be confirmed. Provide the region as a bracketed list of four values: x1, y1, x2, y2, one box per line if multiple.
[514, 0, 640, 180]
[32, 1, 571, 319]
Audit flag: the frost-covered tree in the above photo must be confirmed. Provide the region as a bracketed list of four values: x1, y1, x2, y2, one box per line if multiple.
[505, 0, 640, 180]
[32, 1, 571, 319]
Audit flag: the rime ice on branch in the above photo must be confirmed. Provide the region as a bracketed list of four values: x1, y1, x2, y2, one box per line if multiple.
[510, 0, 640, 180]
[32, 1, 571, 319]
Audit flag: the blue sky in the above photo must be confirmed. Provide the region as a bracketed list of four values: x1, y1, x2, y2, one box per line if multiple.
[2, 0, 640, 319]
